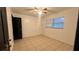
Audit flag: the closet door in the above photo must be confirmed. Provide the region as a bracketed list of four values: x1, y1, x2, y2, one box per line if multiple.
[0, 12, 5, 50]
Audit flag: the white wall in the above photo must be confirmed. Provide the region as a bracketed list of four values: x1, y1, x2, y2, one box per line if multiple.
[13, 13, 41, 38]
[42, 8, 78, 46]
[6, 7, 14, 51]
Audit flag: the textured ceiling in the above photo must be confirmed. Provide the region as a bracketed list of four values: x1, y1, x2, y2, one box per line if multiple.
[11, 7, 71, 16]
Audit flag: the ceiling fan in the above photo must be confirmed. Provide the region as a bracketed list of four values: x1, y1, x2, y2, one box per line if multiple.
[34, 7, 48, 14]
[24, 7, 48, 15]
[33, 7, 48, 15]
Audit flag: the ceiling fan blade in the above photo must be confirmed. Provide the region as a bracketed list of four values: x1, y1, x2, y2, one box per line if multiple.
[42, 8, 48, 14]
[43, 8, 47, 10]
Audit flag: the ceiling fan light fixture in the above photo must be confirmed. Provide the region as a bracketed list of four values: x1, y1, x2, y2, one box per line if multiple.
[38, 11, 42, 15]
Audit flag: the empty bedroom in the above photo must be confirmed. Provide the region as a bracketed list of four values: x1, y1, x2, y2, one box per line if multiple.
[3, 7, 79, 51]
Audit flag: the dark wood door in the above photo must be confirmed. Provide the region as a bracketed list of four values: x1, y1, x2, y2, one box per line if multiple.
[0, 12, 5, 50]
[0, 8, 9, 50]
[12, 17, 22, 40]
[74, 14, 79, 51]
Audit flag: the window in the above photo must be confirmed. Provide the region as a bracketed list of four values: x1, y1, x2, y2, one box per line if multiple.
[52, 17, 64, 28]
[47, 17, 64, 29]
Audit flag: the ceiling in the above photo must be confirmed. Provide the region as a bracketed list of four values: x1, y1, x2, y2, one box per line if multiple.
[11, 7, 71, 16]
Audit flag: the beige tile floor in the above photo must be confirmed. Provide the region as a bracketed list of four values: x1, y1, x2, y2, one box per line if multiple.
[13, 35, 73, 51]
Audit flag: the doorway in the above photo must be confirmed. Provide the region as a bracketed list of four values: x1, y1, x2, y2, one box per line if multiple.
[12, 17, 22, 40]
